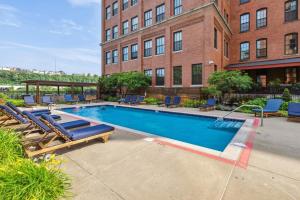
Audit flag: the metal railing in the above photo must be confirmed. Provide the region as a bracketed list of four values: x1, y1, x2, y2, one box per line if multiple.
[216, 104, 264, 127]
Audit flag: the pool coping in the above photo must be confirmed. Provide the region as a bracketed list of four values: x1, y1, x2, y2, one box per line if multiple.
[55, 103, 259, 168]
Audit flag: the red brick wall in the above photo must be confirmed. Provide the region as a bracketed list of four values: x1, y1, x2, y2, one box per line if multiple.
[230, 0, 300, 64]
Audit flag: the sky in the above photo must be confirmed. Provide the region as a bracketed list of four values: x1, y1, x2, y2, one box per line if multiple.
[0, 0, 102, 75]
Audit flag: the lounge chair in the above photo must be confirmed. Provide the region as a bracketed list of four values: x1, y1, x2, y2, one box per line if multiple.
[64, 94, 77, 104]
[24, 95, 36, 106]
[42, 96, 54, 105]
[199, 98, 216, 111]
[159, 96, 172, 107]
[137, 96, 145, 104]
[6, 102, 60, 119]
[288, 102, 300, 121]
[0, 105, 29, 127]
[22, 111, 90, 136]
[118, 95, 132, 104]
[170, 96, 181, 108]
[78, 94, 87, 102]
[129, 95, 138, 104]
[252, 99, 283, 117]
[24, 114, 114, 157]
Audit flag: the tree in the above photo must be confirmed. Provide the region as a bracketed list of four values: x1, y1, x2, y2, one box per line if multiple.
[282, 88, 291, 102]
[208, 71, 253, 103]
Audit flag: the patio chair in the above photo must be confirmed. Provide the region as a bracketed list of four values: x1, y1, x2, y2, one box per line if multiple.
[287, 102, 300, 121]
[137, 96, 145, 104]
[24, 114, 114, 157]
[78, 94, 88, 103]
[64, 94, 77, 104]
[199, 98, 216, 111]
[118, 95, 132, 104]
[162, 96, 172, 107]
[6, 102, 60, 120]
[129, 95, 138, 104]
[170, 96, 181, 108]
[252, 99, 283, 117]
[24, 95, 36, 106]
[22, 111, 90, 136]
[0, 105, 29, 127]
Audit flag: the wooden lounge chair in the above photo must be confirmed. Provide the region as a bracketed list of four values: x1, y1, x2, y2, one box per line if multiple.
[118, 95, 132, 104]
[287, 102, 300, 122]
[24, 95, 36, 106]
[169, 96, 181, 108]
[159, 96, 172, 107]
[22, 111, 90, 137]
[199, 98, 216, 111]
[24, 114, 114, 158]
[0, 105, 29, 127]
[252, 99, 283, 117]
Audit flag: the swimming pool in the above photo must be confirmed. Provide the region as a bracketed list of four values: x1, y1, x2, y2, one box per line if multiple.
[61, 105, 244, 152]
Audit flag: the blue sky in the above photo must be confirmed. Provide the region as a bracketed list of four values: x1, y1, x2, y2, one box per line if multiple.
[0, 0, 101, 75]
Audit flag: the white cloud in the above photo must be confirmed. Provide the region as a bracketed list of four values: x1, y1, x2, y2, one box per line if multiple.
[0, 3, 21, 28]
[67, 0, 100, 6]
[49, 19, 83, 35]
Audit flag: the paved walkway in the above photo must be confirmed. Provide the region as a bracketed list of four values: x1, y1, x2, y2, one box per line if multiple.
[52, 104, 300, 200]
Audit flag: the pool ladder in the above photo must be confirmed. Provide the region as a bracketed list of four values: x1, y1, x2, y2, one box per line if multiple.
[213, 104, 264, 127]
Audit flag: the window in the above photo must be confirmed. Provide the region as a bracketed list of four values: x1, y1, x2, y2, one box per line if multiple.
[156, 36, 165, 55]
[156, 68, 165, 86]
[131, 44, 138, 59]
[144, 40, 152, 57]
[173, 66, 182, 85]
[131, 16, 138, 31]
[240, 0, 250, 4]
[174, 0, 182, 16]
[112, 49, 118, 64]
[122, 0, 129, 10]
[156, 4, 165, 22]
[173, 31, 182, 51]
[106, 6, 111, 20]
[240, 13, 250, 32]
[256, 39, 267, 58]
[214, 28, 218, 49]
[256, 8, 267, 28]
[122, 21, 129, 35]
[112, 26, 118, 39]
[285, 0, 298, 22]
[105, 29, 111, 41]
[191, 64, 202, 85]
[285, 33, 298, 55]
[105, 52, 111, 64]
[113, 2, 118, 16]
[122, 46, 129, 61]
[144, 69, 152, 77]
[131, 0, 138, 6]
[240, 42, 250, 61]
[144, 10, 152, 27]
[224, 40, 229, 58]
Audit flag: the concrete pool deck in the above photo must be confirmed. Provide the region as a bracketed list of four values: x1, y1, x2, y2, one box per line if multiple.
[40, 103, 300, 200]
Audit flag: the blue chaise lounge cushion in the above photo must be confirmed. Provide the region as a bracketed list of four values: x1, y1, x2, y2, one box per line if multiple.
[288, 103, 300, 117]
[252, 99, 283, 113]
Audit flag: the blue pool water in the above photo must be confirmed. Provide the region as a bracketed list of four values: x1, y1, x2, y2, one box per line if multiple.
[61, 105, 244, 151]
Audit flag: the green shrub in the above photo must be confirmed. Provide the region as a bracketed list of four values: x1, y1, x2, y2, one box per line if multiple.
[282, 88, 292, 102]
[0, 128, 23, 165]
[107, 96, 119, 102]
[0, 93, 9, 101]
[0, 159, 71, 200]
[239, 98, 267, 113]
[7, 99, 25, 107]
[144, 97, 160, 105]
[183, 99, 206, 108]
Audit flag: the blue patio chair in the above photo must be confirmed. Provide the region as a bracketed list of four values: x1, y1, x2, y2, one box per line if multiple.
[6, 102, 50, 116]
[23, 114, 114, 157]
[64, 94, 77, 104]
[172, 96, 181, 107]
[24, 95, 36, 106]
[119, 95, 132, 104]
[252, 99, 283, 117]
[78, 94, 86, 102]
[164, 96, 172, 107]
[137, 96, 145, 103]
[42, 96, 54, 105]
[130, 95, 138, 104]
[0, 105, 28, 127]
[288, 102, 300, 120]
[200, 98, 216, 111]
[22, 111, 90, 136]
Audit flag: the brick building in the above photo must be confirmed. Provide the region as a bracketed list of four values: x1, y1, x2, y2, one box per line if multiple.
[101, 0, 300, 94]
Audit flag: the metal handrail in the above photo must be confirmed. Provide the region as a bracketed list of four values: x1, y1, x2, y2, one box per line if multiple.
[216, 104, 264, 127]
